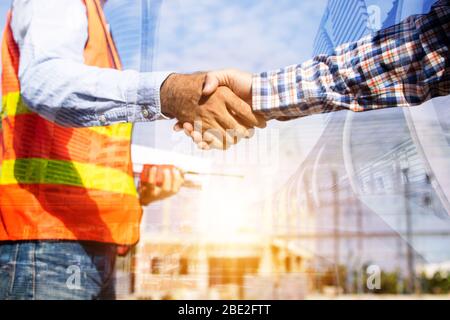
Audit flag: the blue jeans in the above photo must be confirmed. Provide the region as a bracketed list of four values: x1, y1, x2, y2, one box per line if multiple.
[0, 241, 117, 300]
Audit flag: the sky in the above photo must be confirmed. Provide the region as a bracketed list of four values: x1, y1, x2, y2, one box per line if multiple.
[104, 0, 327, 73]
[0, 1, 10, 36]
[154, 0, 328, 72]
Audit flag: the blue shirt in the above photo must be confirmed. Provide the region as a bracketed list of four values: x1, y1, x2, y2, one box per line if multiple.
[10, 0, 172, 127]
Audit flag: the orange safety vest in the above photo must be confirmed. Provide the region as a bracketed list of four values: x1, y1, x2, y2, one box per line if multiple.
[0, 0, 142, 245]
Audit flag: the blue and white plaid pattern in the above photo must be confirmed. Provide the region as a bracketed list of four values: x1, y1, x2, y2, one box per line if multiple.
[252, 0, 450, 120]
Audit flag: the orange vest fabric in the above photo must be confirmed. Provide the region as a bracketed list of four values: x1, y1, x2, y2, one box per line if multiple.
[0, 0, 142, 245]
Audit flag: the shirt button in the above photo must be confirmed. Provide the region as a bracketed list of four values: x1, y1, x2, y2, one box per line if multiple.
[99, 115, 107, 124]
[142, 108, 150, 118]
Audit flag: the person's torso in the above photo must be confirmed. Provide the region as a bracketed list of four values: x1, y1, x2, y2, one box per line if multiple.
[0, 0, 141, 245]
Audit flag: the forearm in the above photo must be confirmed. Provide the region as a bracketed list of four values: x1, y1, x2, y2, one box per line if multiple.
[19, 58, 171, 127]
[252, 0, 449, 120]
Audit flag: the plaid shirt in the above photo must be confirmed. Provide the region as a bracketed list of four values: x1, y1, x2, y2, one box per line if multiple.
[252, 0, 450, 120]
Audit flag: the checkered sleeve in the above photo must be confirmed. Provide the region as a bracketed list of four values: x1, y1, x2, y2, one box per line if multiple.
[252, 0, 450, 121]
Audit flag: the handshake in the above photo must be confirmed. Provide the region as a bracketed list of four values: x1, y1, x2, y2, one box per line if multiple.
[161, 69, 266, 150]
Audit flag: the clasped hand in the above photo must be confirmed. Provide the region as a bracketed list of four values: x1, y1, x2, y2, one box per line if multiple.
[160, 70, 264, 150]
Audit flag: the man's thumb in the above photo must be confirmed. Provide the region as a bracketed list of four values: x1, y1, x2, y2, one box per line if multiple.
[202, 73, 220, 96]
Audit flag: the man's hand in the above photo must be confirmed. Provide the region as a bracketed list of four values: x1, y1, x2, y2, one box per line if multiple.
[173, 70, 264, 150]
[117, 165, 184, 256]
[162, 73, 264, 150]
[138, 165, 184, 205]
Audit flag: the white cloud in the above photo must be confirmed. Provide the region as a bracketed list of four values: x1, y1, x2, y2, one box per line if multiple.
[153, 0, 328, 73]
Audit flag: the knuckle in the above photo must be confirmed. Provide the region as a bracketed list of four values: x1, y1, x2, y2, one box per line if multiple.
[215, 86, 230, 97]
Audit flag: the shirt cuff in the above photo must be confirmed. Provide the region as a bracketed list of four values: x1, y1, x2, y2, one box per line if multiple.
[252, 64, 327, 121]
[125, 71, 174, 123]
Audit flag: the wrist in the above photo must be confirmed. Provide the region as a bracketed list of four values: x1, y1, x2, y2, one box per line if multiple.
[160, 73, 179, 118]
